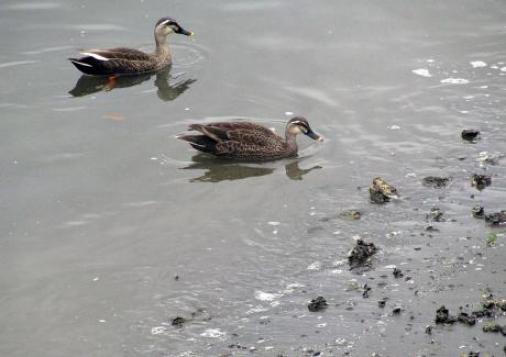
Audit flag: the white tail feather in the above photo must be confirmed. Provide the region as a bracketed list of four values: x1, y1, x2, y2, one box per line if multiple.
[80, 52, 110, 61]
[70, 59, 92, 67]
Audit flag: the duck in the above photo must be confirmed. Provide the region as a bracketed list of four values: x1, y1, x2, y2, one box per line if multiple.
[177, 117, 323, 161]
[69, 17, 193, 76]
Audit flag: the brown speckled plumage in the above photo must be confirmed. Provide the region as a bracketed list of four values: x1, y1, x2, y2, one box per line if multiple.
[69, 17, 192, 76]
[178, 117, 323, 161]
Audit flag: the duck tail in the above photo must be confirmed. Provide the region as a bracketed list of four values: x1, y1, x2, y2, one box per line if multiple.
[177, 134, 217, 154]
[68, 57, 97, 75]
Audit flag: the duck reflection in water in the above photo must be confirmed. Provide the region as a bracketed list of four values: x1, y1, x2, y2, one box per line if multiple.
[68, 68, 195, 101]
[183, 154, 321, 182]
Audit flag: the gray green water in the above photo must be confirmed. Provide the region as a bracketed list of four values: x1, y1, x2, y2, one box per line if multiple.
[1, 1, 506, 356]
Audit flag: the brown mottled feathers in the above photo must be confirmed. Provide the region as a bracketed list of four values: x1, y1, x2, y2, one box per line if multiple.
[87, 48, 153, 61]
[69, 47, 166, 76]
[179, 121, 292, 160]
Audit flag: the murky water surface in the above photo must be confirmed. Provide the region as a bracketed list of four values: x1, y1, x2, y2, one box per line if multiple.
[1, 1, 506, 356]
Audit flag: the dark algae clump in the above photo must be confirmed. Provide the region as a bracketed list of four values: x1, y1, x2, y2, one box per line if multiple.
[482, 321, 506, 336]
[348, 239, 377, 270]
[471, 174, 492, 190]
[308, 296, 328, 312]
[422, 176, 451, 188]
[369, 177, 398, 203]
[472, 206, 485, 219]
[461, 129, 480, 142]
[393, 268, 404, 278]
[435, 305, 457, 324]
[171, 316, 187, 327]
[426, 207, 444, 222]
[484, 211, 506, 226]
[435, 306, 476, 326]
[457, 312, 476, 326]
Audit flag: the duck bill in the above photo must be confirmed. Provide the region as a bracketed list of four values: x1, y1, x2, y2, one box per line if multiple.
[305, 129, 323, 142]
[177, 27, 194, 36]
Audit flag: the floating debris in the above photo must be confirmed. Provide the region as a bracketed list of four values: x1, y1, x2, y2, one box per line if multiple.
[348, 239, 378, 270]
[339, 209, 361, 220]
[378, 298, 387, 308]
[228, 344, 248, 350]
[427, 207, 444, 222]
[369, 177, 398, 203]
[171, 316, 187, 327]
[486, 233, 497, 247]
[471, 174, 492, 190]
[308, 296, 328, 312]
[435, 305, 457, 324]
[472, 206, 485, 219]
[461, 352, 480, 357]
[422, 176, 450, 188]
[484, 211, 506, 226]
[362, 284, 372, 298]
[482, 321, 506, 336]
[461, 129, 480, 142]
[457, 312, 476, 326]
[392, 307, 402, 315]
[426, 225, 439, 232]
[477, 152, 504, 167]
[393, 268, 404, 279]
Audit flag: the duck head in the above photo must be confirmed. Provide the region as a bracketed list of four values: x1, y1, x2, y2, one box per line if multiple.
[286, 116, 323, 142]
[155, 17, 193, 39]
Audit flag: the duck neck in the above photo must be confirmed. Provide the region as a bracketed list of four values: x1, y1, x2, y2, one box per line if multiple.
[285, 130, 298, 153]
[154, 33, 171, 58]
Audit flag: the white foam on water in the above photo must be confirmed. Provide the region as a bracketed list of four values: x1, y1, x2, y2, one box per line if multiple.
[3, 2, 60, 10]
[267, 221, 280, 226]
[254, 290, 282, 301]
[52, 107, 86, 112]
[412, 68, 432, 77]
[0, 60, 37, 69]
[245, 305, 269, 314]
[200, 328, 226, 338]
[151, 326, 167, 335]
[440, 78, 469, 84]
[283, 283, 304, 294]
[500, 67, 506, 72]
[307, 261, 322, 270]
[470, 60, 487, 68]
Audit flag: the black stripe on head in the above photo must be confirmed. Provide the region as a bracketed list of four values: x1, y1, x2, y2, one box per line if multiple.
[288, 116, 310, 131]
[156, 17, 177, 27]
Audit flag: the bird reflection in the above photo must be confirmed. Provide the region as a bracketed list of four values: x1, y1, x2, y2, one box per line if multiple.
[183, 154, 322, 182]
[68, 68, 195, 101]
[284, 160, 322, 180]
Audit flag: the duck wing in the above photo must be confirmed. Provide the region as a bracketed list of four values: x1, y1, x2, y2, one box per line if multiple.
[69, 48, 155, 76]
[189, 122, 281, 144]
[182, 122, 286, 158]
[84, 48, 152, 61]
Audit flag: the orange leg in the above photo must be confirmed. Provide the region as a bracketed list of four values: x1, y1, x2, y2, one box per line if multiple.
[104, 75, 118, 91]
